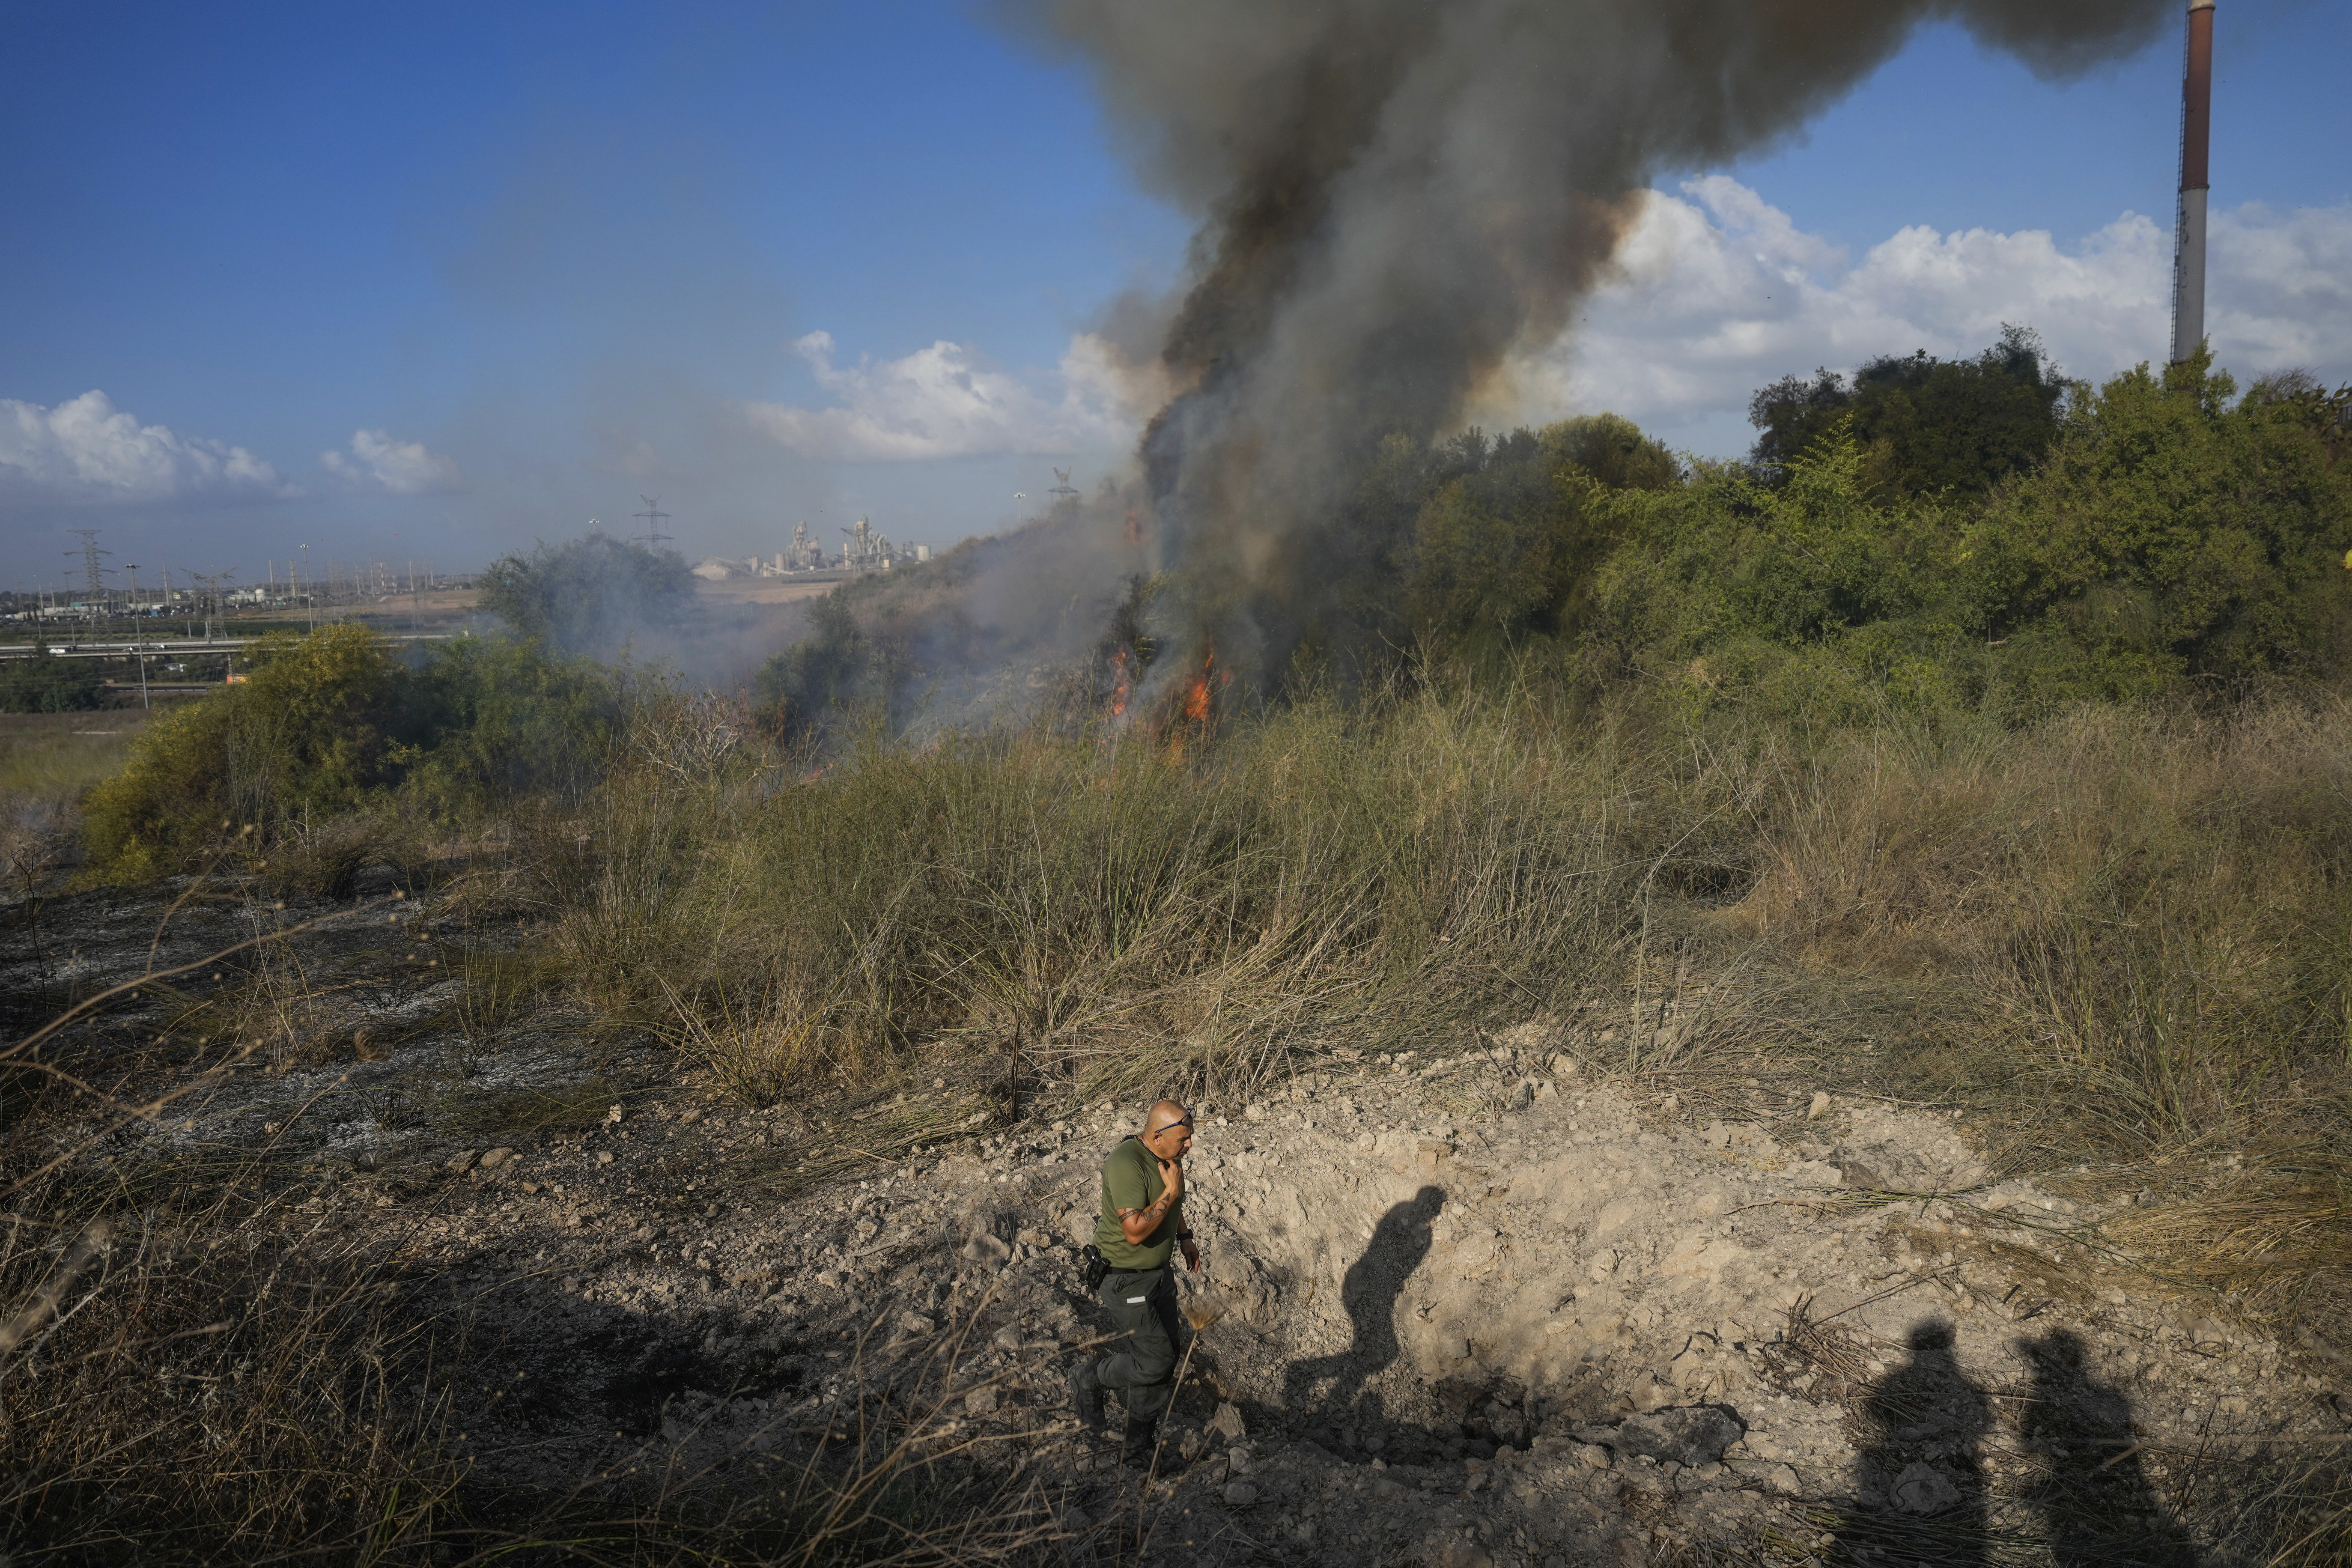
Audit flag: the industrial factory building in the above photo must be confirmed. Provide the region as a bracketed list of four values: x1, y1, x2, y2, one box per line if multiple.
[692, 517, 929, 581]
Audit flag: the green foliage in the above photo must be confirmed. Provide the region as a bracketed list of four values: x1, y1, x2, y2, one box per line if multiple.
[78, 624, 620, 882]
[71, 345, 2350, 890]
[479, 533, 695, 658]
[0, 652, 105, 713]
[1749, 324, 2066, 499]
[753, 591, 902, 743]
[1398, 415, 1681, 654]
[1543, 411, 1685, 492]
[399, 635, 622, 812]
[82, 625, 408, 879]
[1583, 352, 2352, 725]
[1961, 348, 2352, 692]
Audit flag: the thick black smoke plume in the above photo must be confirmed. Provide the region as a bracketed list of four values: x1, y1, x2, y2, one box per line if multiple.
[1010, 0, 2171, 687]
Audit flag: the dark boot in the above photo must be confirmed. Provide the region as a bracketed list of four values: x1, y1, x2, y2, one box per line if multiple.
[1120, 1414, 1162, 1470]
[1067, 1359, 1105, 1431]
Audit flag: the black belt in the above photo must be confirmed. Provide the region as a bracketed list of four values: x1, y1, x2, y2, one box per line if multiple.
[1081, 1246, 1168, 1292]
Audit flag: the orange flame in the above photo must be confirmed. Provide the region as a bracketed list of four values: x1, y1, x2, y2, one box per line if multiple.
[1181, 641, 1215, 723]
[1109, 647, 1131, 718]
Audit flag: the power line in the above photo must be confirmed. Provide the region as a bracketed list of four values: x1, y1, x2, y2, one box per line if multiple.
[184, 569, 236, 641]
[65, 528, 110, 619]
[633, 495, 674, 549]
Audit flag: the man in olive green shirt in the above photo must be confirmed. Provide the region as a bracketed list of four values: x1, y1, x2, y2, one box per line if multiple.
[1070, 1100, 1200, 1466]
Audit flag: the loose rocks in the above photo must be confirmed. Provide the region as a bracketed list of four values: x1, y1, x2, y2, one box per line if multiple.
[1596, 1406, 1744, 1467]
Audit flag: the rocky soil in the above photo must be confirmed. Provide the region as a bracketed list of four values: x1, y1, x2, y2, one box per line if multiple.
[8, 879, 2344, 1565]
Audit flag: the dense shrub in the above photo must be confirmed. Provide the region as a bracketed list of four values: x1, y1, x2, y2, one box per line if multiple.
[80, 626, 409, 880]
[1402, 417, 1678, 655]
[1961, 349, 2352, 689]
[753, 591, 905, 744]
[480, 533, 695, 659]
[78, 625, 618, 882]
[399, 633, 623, 812]
[1748, 324, 2066, 499]
[1576, 354, 2351, 724]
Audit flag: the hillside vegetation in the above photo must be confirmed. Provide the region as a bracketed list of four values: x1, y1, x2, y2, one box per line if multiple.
[59, 343, 2352, 1175]
[9, 342, 2352, 1563]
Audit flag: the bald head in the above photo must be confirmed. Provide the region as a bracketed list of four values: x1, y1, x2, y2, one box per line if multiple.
[1141, 1099, 1194, 1160]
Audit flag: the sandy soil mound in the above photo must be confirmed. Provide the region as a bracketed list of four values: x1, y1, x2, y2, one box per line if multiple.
[318, 1043, 2330, 1565]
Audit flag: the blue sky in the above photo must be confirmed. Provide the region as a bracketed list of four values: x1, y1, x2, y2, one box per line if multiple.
[4, 0, 2347, 590]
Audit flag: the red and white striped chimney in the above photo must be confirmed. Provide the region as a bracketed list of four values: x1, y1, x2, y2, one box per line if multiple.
[2170, 0, 2215, 364]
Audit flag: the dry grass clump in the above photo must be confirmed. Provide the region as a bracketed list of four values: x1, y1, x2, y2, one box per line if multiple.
[256, 810, 431, 900]
[446, 936, 558, 1070]
[547, 678, 1642, 1107]
[656, 967, 840, 1108]
[1723, 698, 2352, 1133]
[1686, 691, 2352, 1351]
[0, 1159, 462, 1563]
[2104, 1172, 2352, 1351]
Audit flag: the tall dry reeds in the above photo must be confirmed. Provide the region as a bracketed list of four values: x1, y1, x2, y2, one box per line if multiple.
[1700, 692, 2352, 1349]
[553, 677, 1643, 1106]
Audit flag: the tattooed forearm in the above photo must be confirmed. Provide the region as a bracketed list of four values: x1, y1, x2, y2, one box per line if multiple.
[1116, 1190, 1175, 1240]
[1119, 1191, 1174, 1228]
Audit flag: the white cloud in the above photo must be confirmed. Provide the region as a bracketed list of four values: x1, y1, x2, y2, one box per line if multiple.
[2207, 202, 2352, 372]
[0, 390, 294, 504]
[320, 428, 465, 494]
[1506, 179, 2352, 456]
[743, 330, 1162, 461]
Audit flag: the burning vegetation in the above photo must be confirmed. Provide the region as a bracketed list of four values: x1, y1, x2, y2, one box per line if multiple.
[10, 0, 2352, 1558]
[7, 339, 2352, 1560]
[1024, 0, 2178, 690]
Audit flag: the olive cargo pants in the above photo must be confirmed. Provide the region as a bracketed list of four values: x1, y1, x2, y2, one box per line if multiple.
[1094, 1265, 1183, 1422]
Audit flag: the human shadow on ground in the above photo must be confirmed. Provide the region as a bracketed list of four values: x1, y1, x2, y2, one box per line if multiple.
[1279, 1184, 1444, 1456]
[2018, 1329, 2200, 1567]
[1835, 1319, 1993, 1566]
[1833, 1319, 2203, 1568]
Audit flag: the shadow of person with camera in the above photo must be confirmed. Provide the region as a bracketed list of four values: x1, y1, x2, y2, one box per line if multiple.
[2018, 1329, 2200, 1566]
[1836, 1319, 1993, 1566]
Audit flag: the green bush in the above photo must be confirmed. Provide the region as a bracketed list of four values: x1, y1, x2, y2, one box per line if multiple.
[1960, 348, 2352, 690]
[1579, 353, 2352, 724]
[78, 624, 621, 883]
[754, 591, 904, 744]
[480, 533, 695, 659]
[399, 634, 622, 813]
[1748, 324, 2066, 499]
[81, 625, 409, 880]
